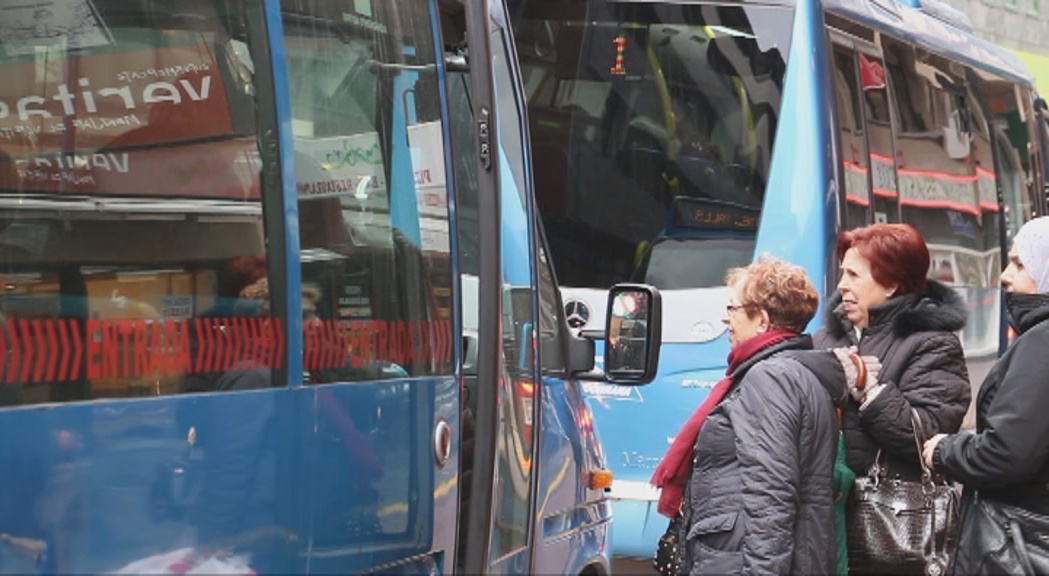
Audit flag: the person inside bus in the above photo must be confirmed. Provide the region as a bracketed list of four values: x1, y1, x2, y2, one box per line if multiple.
[921, 216, 1049, 574]
[652, 256, 851, 574]
[671, 98, 722, 164]
[182, 255, 272, 393]
[813, 223, 970, 571]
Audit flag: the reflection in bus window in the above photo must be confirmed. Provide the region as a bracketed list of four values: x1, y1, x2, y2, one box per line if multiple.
[512, 1, 789, 291]
[284, 0, 454, 383]
[0, 0, 283, 407]
[832, 45, 871, 228]
[860, 52, 898, 224]
[883, 37, 1002, 359]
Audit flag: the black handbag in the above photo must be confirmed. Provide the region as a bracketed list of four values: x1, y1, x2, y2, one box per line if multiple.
[847, 409, 961, 576]
[953, 493, 1049, 575]
[653, 514, 686, 576]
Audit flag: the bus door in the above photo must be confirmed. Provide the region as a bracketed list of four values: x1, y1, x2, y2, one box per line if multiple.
[284, 0, 464, 573]
[459, 0, 543, 573]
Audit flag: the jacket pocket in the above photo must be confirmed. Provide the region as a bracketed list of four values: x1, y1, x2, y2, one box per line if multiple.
[687, 511, 743, 550]
[687, 512, 745, 574]
[689, 541, 744, 575]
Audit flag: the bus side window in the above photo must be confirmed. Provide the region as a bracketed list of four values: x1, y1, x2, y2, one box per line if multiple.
[888, 43, 1001, 361]
[859, 51, 898, 226]
[0, 1, 286, 407]
[982, 82, 1039, 242]
[832, 44, 872, 229]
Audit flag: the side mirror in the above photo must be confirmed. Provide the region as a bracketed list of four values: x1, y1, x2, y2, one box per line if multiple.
[603, 284, 662, 384]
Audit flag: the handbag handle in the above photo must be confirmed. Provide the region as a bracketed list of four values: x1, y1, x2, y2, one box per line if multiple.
[909, 408, 953, 487]
[863, 409, 940, 487]
[911, 408, 956, 571]
[909, 409, 935, 484]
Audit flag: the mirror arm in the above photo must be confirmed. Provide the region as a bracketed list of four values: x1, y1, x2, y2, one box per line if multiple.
[572, 368, 607, 381]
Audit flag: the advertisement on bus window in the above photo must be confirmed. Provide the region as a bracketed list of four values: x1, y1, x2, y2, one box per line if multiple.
[0, 42, 255, 199]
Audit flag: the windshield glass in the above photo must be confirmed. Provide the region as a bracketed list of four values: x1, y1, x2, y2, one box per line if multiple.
[635, 237, 754, 289]
[510, 0, 793, 290]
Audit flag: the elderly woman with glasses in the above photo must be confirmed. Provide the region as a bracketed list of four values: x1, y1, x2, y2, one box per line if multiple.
[652, 256, 862, 574]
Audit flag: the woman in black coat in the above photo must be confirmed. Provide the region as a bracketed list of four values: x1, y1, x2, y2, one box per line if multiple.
[924, 216, 1049, 574]
[814, 224, 971, 484]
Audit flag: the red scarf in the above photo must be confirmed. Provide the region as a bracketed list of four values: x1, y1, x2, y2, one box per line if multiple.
[650, 328, 799, 517]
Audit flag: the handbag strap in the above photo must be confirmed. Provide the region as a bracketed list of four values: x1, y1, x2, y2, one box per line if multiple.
[911, 408, 958, 568]
[860, 339, 904, 482]
[909, 408, 934, 483]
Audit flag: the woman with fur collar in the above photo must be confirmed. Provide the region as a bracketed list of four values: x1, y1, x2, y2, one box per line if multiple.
[814, 223, 971, 487]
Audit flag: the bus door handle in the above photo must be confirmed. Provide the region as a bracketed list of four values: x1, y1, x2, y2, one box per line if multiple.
[433, 418, 452, 468]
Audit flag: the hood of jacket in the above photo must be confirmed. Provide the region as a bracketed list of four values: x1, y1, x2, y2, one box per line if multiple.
[823, 279, 967, 340]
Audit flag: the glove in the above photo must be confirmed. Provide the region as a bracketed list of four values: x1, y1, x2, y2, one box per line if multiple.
[832, 347, 883, 402]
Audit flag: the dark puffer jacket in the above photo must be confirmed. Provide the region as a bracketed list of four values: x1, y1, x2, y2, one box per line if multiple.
[685, 336, 849, 575]
[936, 295, 1049, 514]
[813, 279, 970, 480]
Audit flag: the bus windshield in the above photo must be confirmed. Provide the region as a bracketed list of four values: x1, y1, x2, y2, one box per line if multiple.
[511, 0, 792, 290]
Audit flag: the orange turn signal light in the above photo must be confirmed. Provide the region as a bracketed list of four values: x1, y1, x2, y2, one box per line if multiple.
[588, 469, 614, 490]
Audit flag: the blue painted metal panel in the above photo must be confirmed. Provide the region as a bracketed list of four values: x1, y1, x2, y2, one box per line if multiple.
[0, 391, 300, 574]
[426, 0, 465, 568]
[299, 378, 455, 573]
[427, 0, 465, 375]
[534, 376, 613, 574]
[264, 0, 303, 385]
[500, 146, 533, 288]
[390, 68, 426, 249]
[754, 0, 838, 320]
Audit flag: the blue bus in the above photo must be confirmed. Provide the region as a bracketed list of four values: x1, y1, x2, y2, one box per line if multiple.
[508, 0, 1047, 559]
[0, 0, 664, 573]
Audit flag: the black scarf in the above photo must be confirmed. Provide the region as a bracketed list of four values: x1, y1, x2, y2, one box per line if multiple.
[1005, 292, 1049, 334]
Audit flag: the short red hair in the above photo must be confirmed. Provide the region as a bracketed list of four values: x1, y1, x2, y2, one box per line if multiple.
[223, 255, 268, 297]
[837, 224, 929, 295]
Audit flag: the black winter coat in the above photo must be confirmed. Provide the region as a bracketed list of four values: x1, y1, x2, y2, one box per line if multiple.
[813, 280, 970, 481]
[936, 296, 1049, 515]
[685, 336, 849, 575]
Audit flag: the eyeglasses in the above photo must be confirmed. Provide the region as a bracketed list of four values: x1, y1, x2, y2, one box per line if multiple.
[726, 304, 749, 314]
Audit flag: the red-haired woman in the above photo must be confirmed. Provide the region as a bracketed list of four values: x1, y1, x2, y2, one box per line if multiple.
[815, 223, 970, 482]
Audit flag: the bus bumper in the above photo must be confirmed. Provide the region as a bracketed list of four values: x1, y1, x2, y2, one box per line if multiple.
[608, 480, 669, 560]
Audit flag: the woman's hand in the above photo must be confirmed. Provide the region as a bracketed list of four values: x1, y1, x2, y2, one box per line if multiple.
[832, 347, 883, 401]
[923, 434, 948, 469]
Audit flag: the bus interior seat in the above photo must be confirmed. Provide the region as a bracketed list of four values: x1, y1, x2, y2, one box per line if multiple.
[614, 146, 667, 198]
[672, 153, 723, 199]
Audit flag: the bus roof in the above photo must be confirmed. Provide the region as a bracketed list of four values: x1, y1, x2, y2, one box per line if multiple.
[605, 0, 1032, 85]
[821, 0, 1034, 84]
